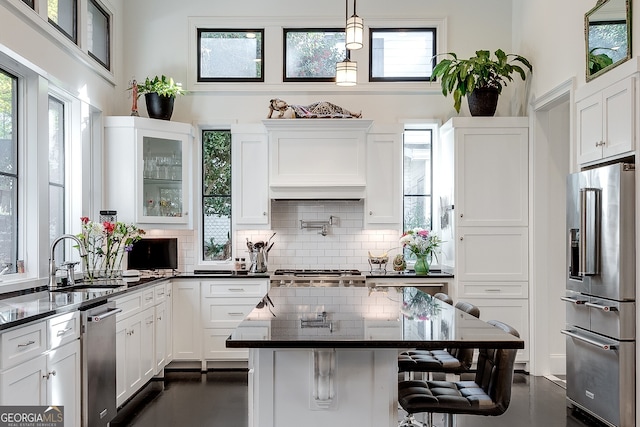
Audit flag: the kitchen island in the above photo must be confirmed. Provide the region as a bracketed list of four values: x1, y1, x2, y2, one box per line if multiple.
[227, 286, 523, 427]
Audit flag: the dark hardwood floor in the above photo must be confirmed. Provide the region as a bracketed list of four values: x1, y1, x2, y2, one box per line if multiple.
[112, 371, 606, 427]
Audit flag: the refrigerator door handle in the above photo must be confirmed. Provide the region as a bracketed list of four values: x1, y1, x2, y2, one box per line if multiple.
[579, 188, 601, 276]
[585, 302, 618, 312]
[561, 329, 617, 350]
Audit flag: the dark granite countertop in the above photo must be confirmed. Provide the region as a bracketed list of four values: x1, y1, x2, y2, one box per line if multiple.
[0, 272, 270, 331]
[227, 286, 523, 350]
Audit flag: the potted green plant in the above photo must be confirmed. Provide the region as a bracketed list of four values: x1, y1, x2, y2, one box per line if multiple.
[131, 75, 185, 120]
[431, 49, 532, 116]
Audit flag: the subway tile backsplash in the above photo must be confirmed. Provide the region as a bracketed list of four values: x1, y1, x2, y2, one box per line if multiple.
[146, 200, 401, 273]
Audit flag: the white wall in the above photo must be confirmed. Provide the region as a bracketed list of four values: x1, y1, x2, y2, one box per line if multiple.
[119, 0, 519, 123]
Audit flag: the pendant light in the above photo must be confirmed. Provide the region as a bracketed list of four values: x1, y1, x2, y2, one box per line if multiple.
[345, 0, 363, 50]
[336, 0, 358, 86]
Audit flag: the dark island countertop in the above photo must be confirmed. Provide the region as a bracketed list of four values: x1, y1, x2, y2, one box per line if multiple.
[227, 286, 523, 350]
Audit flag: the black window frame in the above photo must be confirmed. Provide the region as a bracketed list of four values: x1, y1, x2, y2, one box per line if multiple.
[87, 0, 111, 70]
[47, 0, 78, 44]
[369, 27, 437, 82]
[283, 28, 346, 83]
[197, 28, 265, 83]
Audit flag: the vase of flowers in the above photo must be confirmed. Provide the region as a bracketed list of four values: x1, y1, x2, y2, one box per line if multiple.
[399, 228, 441, 276]
[77, 217, 145, 281]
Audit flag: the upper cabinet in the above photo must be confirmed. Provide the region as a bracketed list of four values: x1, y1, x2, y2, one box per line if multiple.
[104, 117, 194, 228]
[232, 125, 270, 229]
[365, 125, 403, 228]
[576, 76, 635, 164]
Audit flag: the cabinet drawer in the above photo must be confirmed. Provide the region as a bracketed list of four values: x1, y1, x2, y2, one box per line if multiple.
[1, 321, 47, 369]
[458, 282, 529, 299]
[47, 311, 80, 350]
[154, 283, 168, 303]
[112, 291, 144, 321]
[201, 280, 268, 298]
[201, 298, 257, 327]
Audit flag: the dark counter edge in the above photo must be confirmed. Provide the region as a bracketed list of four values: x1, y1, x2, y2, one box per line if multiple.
[226, 338, 524, 350]
[0, 272, 271, 331]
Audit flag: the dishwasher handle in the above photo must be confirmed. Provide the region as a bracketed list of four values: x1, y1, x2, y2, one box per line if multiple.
[88, 307, 122, 322]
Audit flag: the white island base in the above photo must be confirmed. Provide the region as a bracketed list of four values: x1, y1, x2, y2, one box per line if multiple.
[248, 348, 399, 427]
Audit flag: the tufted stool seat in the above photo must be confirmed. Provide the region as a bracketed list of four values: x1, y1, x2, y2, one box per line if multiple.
[398, 320, 520, 427]
[398, 301, 480, 375]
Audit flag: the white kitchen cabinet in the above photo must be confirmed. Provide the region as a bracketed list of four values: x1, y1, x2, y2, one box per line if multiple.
[232, 125, 270, 229]
[364, 125, 402, 228]
[456, 227, 528, 282]
[164, 282, 173, 364]
[576, 76, 635, 165]
[461, 298, 530, 363]
[438, 117, 529, 365]
[172, 280, 202, 360]
[0, 314, 80, 427]
[104, 116, 194, 228]
[115, 306, 155, 407]
[154, 300, 167, 374]
[201, 279, 268, 361]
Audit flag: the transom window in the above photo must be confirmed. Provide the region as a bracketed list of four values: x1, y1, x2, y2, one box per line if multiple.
[48, 0, 77, 43]
[0, 69, 18, 274]
[202, 130, 232, 261]
[369, 28, 437, 82]
[87, 0, 110, 70]
[197, 29, 264, 82]
[283, 29, 346, 82]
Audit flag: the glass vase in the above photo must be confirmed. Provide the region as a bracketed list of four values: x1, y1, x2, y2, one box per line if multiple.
[413, 255, 430, 275]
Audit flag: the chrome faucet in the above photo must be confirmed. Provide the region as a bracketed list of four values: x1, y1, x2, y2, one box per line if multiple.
[49, 234, 87, 290]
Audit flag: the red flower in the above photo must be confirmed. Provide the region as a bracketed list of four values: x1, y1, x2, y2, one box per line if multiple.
[103, 221, 115, 234]
[80, 216, 90, 224]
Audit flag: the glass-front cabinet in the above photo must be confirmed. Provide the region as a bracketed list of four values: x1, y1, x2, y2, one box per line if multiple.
[104, 117, 193, 228]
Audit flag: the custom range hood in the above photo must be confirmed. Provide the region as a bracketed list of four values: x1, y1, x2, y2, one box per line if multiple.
[263, 119, 374, 200]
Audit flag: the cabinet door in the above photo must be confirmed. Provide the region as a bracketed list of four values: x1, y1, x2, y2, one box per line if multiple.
[456, 127, 528, 227]
[137, 129, 191, 225]
[172, 281, 202, 360]
[115, 319, 128, 406]
[155, 301, 167, 374]
[165, 283, 173, 363]
[463, 298, 529, 363]
[603, 77, 635, 159]
[232, 127, 270, 228]
[141, 308, 155, 382]
[457, 227, 528, 282]
[0, 355, 46, 405]
[365, 128, 402, 227]
[124, 314, 144, 400]
[47, 340, 80, 427]
[576, 92, 604, 164]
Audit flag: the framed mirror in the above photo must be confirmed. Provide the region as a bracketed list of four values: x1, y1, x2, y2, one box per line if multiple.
[585, 0, 631, 81]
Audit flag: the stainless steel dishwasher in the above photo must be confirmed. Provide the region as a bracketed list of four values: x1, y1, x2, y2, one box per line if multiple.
[81, 302, 121, 427]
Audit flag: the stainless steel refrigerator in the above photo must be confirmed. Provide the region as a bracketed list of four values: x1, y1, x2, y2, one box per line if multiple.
[562, 162, 635, 427]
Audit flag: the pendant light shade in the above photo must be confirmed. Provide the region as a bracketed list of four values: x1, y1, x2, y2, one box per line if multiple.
[345, 0, 363, 51]
[336, 58, 357, 86]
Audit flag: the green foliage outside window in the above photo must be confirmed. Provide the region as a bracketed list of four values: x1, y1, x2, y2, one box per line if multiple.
[285, 30, 345, 79]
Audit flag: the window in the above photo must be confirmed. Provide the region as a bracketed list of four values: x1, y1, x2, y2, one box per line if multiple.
[202, 130, 232, 261]
[21, 0, 34, 9]
[48, 0, 77, 43]
[0, 69, 18, 274]
[403, 128, 433, 232]
[283, 29, 346, 82]
[369, 28, 436, 81]
[87, 0, 110, 70]
[197, 29, 264, 82]
[48, 96, 65, 261]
